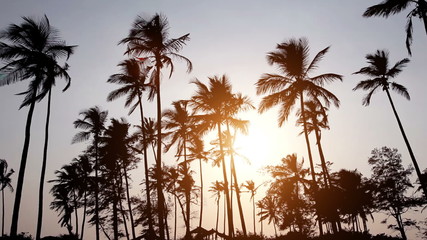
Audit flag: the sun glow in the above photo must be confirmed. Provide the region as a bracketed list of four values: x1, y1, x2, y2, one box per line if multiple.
[233, 128, 271, 170]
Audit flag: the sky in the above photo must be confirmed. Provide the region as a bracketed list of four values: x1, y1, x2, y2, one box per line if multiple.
[1, 0, 427, 239]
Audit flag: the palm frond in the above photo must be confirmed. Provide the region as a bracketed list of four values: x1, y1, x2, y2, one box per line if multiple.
[391, 82, 410, 100]
[363, 0, 412, 17]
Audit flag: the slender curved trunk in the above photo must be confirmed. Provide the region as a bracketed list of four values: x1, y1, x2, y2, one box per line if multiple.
[10, 94, 36, 237]
[198, 158, 203, 229]
[217, 123, 234, 238]
[73, 191, 79, 238]
[119, 189, 130, 240]
[299, 94, 324, 235]
[215, 196, 220, 240]
[2, 189, 4, 236]
[163, 199, 170, 240]
[112, 178, 119, 240]
[182, 138, 191, 238]
[137, 94, 154, 235]
[385, 89, 427, 197]
[314, 129, 331, 187]
[123, 166, 136, 239]
[94, 142, 100, 240]
[80, 191, 87, 240]
[226, 123, 247, 236]
[36, 89, 52, 240]
[252, 197, 256, 235]
[174, 185, 177, 240]
[155, 62, 165, 240]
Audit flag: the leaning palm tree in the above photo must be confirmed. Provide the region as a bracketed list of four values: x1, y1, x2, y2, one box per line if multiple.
[363, 0, 427, 55]
[353, 49, 427, 198]
[256, 38, 342, 235]
[72, 106, 108, 240]
[0, 15, 75, 237]
[0, 159, 14, 236]
[107, 58, 154, 238]
[120, 14, 192, 239]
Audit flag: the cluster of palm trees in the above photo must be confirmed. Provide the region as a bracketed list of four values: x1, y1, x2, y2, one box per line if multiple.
[1, 0, 427, 238]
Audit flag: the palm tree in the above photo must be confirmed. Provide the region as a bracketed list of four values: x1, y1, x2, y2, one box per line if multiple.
[0, 159, 14, 236]
[242, 180, 262, 235]
[257, 195, 280, 237]
[0, 15, 76, 237]
[209, 181, 225, 240]
[363, 0, 427, 55]
[297, 101, 332, 187]
[256, 38, 342, 235]
[353, 49, 427, 198]
[256, 38, 342, 185]
[191, 75, 250, 237]
[72, 106, 108, 240]
[163, 100, 198, 238]
[120, 14, 192, 240]
[107, 58, 154, 238]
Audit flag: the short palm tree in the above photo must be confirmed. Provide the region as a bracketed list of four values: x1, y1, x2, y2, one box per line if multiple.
[363, 0, 427, 55]
[0, 16, 75, 237]
[120, 14, 192, 238]
[353, 49, 427, 198]
[257, 195, 280, 237]
[256, 38, 342, 185]
[0, 159, 14, 236]
[242, 180, 263, 235]
[72, 106, 108, 240]
[209, 181, 225, 240]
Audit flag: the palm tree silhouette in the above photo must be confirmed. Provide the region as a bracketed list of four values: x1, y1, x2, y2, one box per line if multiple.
[297, 101, 332, 187]
[191, 75, 250, 237]
[256, 38, 342, 235]
[121, 14, 192, 239]
[209, 180, 225, 240]
[242, 180, 263, 235]
[163, 100, 198, 238]
[257, 195, 280, 237]
[0, 159, 14, 236]
[256, 37, 342, 186]
[353, 49, 427, 198]
[0, 16, 75, 237]
[107, 58, 154, 239]
[363, 0, 427, 55]
[72, 106, 108, 240]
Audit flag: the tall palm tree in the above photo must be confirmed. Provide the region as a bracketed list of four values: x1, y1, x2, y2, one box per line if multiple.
[363, 0, 427, 55]
[0, 15, 75, 237]
[256, 38, 342, 185]
[209, 181, 225, 240]
[297, 101, 332, 187]
[107, 58, 154, 238]
[163, 100, 198, 238]
[256, 38, 342, 235]
[0, 159, 14, 236]
[242, 180, 262, 235]
[191, 75, 249, 237]
[353, 49, 427, 198]
[72, 106, 108, 240]
[120, 14, 192, 239]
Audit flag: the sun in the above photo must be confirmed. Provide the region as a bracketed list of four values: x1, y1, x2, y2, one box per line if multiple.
[232, 128, 271, 170]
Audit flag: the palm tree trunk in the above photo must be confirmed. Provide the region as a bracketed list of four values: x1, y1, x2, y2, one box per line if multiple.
[10, 96, 36, 237]
[385, 89, 427, 198]
[137, 94, 154, 235]
[215, 197, 220, 240]
[112, 179, 119, 240]
[252, 197, 256, 235]
[314, 129, 331, 187]
[80, 191, 87, 240]
[299, 94, 324, 236]
[94, 143, 100, 240]
[174, 187, 177, 240]
[155, 62, 165, 240]
[2, 189, 4, 236]
[119, 193, 130, 240]
[183, 138, 191, 238]
[198, 158, 203, 229]
[217, 123, 234, 238]
[123, 166, 136, 239]
[74, 192, 79, 238]
[36, 89, 52, 240]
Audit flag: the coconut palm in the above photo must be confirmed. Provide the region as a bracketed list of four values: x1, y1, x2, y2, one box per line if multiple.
[72, 106, 108, 240]
[0, 159, 14, 236]
[256, 38, 342, 186]
[257, 195, 280, 237]
[0, 15, 75, 237]
[297, 101, 332, 187]
[363, 0, 427, 55]
[353, 49, 427, 198]
[242, 180, 263, 235]
[209, 181, 225, 240]
[120, 14, 192, 239]
[190, 75, 250, 237]
[107, 58, 154, 238]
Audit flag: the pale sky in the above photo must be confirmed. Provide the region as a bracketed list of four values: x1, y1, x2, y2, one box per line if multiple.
[1, 1, 427, 239]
